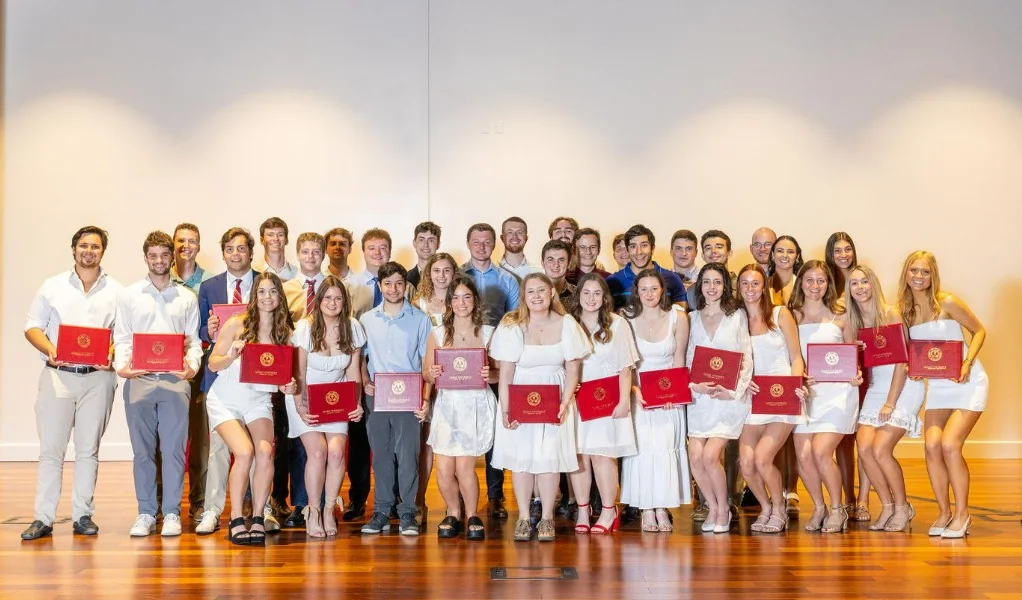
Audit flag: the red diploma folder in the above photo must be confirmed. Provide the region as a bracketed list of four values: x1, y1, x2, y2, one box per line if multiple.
[908, 340, 963, 379]
[211, 303, 247, 341]
[806, 343, 858, 382]
[859, 324, 909, 368]
[690, 346, 743, 391]
[239, 343, 293, 385]
[307, 381, 359, 423]
[373, 373, 423, 412]
[751, 375, 803, 416]
[639, 367, 692, 408]
[55, 324, 111, 365]
[132, 333, 185, 372]
[508, 384, 560, 424]
[434, 348, 486, 390]
[576, 376, 620, 421]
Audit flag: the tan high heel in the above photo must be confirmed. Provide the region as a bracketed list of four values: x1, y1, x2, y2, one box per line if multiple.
[805, 506, 826, 532]
[323, 498, 339, 536]
[868, 503, 895, 531]
[304, 506, 325, 538]
[821, 506, 848, 533]
[884, 503, 915, 532]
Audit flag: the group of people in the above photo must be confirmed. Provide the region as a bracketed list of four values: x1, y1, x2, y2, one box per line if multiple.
[19, 215, 988, 545]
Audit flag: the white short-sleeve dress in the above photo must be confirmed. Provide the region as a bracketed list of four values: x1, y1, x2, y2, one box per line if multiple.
[620, 306, 693, 509]
[746, 307, 807, 426]
[489, 315, 591, 474]
[794, 320, 859, 434]
[427, 325, 498, 457]
[686, 309, 754, 439]
[575, 314, 638, 458]
[911, 319, 989, 412]
[285, 317, 367, 437]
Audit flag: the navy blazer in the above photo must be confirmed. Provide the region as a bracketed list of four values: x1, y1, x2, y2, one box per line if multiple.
[198, 270, 260, 392]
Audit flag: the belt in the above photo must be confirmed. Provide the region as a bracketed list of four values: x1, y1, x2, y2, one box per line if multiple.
[47, 363, 100, 375]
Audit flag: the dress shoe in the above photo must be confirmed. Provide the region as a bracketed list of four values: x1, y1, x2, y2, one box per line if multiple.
[268, 497, 290, 518]
[620, 506, 640, 525]
[21, 520, 53, 540]
[488, 498, 508, 519]
[343, 503, 366, 522]
[72, 515, 99, 535]
[284, 506, 306, 528]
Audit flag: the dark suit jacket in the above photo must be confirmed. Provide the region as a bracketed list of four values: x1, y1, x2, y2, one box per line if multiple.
[198, 270, 260, 392]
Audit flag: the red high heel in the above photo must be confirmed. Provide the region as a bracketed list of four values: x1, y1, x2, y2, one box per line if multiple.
[591, 505, 619, 534]
[574, 503, 592, 533]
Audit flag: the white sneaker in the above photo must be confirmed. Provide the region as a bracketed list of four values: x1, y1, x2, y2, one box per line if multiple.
[161, 514, 182, 537]
[195, 510, 220, 535]
[129, 514, 157, 537]
[263, 507, 281, 533]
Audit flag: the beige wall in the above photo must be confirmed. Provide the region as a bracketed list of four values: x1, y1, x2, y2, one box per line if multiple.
[3, 1, 1019, 459]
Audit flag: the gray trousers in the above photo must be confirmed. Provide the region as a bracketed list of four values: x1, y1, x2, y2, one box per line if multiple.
[34, 368, 117, 525]
[367, 408, 421, 519]
[124, 374, 190, 517]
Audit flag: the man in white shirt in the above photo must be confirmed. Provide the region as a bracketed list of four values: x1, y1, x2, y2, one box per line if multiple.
[325, 227, 357, 282]
[114, 231, 203, 537]
[256, 217, 298, 282]
[22, 226, 122, 540]
[498, 216, 542, 279]
[670, 229, 701, 292]
[345, 228, 396, 318]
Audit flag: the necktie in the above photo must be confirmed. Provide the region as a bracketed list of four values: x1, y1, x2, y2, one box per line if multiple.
[232, 278, 243, 304]
[305, 279, 316, 315]
[370, 277, 382, 308]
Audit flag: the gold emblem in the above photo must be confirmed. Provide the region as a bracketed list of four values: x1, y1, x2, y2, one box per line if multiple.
[824, 351, 840, 366]
[593, 387, 606, 401]
[927, 347, 943, 362]
[76, 334, 91, 348]
[453, 357, 468, 372]
[709, 356, 724, 371]
[874, 334, 887, 349]
[526, 391, 542, 407]
[151, 342, 165, 356]
[658, 376, 671, 390]
[260, 352, 275, 367]
[770, 384, 784, 398]
[325, 391, 340, 406]
[392, 380, 406, 395]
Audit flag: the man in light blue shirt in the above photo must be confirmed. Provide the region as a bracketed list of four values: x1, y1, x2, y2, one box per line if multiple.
[462, 223, 520, 327]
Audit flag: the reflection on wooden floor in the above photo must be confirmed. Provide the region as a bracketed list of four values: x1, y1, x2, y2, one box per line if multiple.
[1, 459, 1020, 599]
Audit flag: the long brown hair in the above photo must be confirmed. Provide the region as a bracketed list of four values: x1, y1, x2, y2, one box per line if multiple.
[441, 275, 484, 347]
[500, 272, 565, 327]
[825, 231, 858, 293]
[412, 252, 458, 305]
[691, 263, 741, 316]
[241, 272, 293, 345]
[845, 265, 889, 339]
[788, 260, 843, 322]
[897, 250, 944, 326]
[738, 264, 776, 330]
[768, 235, 804, 294]
[622, 268, 671, 318]
[308, 276, 356, 354]
[570, 272, 614, 344]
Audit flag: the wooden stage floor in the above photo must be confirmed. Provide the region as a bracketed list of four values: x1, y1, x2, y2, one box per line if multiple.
[1, 459, 1020, 600]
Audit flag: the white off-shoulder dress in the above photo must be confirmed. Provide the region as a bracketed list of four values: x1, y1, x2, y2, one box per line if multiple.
[489, 316, 591, 474]
[911, 319, 988, 412]
[575, 314, 638, 458]
[686, 309, 754, 439]
[427, 325, 498, 457]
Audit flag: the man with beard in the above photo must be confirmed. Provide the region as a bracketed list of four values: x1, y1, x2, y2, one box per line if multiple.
[606, 224, 687, 310]
[498, 217, 541, 279]
[749, 227, 777, 275]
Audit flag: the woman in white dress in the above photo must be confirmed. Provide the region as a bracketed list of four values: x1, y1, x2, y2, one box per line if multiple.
[845, 266, 924, 533]
[687, 263, 754, 534]
[423, 275, 497, 541]
[737, 264, 807, 534]
[789, 260, 862, 534]
[620, 269, 691, 533]
[288, 276, 366, 538]
[207, 273, 296, 545]
[490, 272, 591, 542]
[568, 273, 638, 534]
[898, 250, 988, 538]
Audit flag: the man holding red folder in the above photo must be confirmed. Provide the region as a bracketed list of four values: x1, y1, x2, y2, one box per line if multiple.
[113, 231, 204, 537]
[22, 226, 122, 541]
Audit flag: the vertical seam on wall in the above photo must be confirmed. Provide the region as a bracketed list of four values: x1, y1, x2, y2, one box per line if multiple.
[426, 0, 431, 221]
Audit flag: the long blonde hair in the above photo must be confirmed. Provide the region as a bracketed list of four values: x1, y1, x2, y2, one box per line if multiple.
[844, 265, 889, 339]
[897, 250, 944, 326]
[499, 272, 565, 327]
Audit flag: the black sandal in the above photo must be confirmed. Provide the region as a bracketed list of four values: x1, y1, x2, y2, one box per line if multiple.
[437, 515, 462, 539]
[248, 515, 266, 545]
[466, 516, 485, 541]
[227, 517, 251, 546]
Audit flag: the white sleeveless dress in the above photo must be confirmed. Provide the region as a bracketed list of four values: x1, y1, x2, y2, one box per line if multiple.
[686, 309, 754, 439]
[206, 354, 276, 430]
[910, 319, 988, 412]
[415, 297, 444, 328]
[489, 316, 591, 473]
[427, 325, 498, 456]
[285, 317, 367, 437]
[620, 306, 693, 508]
[575, 314, 638, 458]
[857, 363, 924, 437]
[746, 307, 806, 426]
[794, 320, 858, 434]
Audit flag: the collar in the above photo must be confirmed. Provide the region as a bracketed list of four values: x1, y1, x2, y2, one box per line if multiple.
[142, 274, 179, 295]
[463, 260, 496, 275]
[372, 300, 415, 321]
[68, 266, 106, 289]
[226, 270, 253, 285]
[500, 255, 531, 269]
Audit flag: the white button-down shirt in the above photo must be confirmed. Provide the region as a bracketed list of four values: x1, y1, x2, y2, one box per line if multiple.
[113, 276, 203, 372]
[499, 256, 542, 280]
[257, 258, 298, 283]
[226, 271, 254, 303]
[25, 268, 122, 363]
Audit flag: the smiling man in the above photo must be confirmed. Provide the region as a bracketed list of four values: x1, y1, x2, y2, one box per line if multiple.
[606, 224, 687, 310]
[256, 217, 298, 282]
[499, 217, 541, 279]
[749, 227, 777, 274]
[407, 221, 441, 288]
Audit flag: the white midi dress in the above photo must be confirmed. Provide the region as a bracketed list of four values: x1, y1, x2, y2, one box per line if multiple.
[427, 325, 498, 457]
[575, 314, 639, 458]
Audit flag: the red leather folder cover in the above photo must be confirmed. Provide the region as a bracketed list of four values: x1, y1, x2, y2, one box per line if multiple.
[908, 340, 963, 379]
[373, 373, 423, 412]
[239, 343, 293, 385]
[132, 333, 185, 372]
[690, 346, 742, 391]
[751, 375, 803, 415]
[211, 303, 247, 341]
[509, 384, 560, 424]
[434, 348, 486, 390]
[806, 343, 858, 382]
[55, 324, 111, 365]
[307, 381, 359, 423]
[639, 367, 692, 408]
[859, 324, 909, 368]
[576, 376, 620, 421]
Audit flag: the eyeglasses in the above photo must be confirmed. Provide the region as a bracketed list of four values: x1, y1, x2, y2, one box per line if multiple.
[751, 242, 772, 250]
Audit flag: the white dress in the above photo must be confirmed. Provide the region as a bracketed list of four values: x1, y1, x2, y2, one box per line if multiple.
[746, 307, 807, 426]
[794, 320, 859, 434]
[415, 297, 444, 327]
[911, 319, 988, 412]
[620, 306, 693, 509]
[858, 363, 924, 437]
[489, 316, 592, 474]
[206, 356, 275, 430]
[285, 317, 367, 437]
[686, 309, 754, 439]
[427, 325, 498, 457]
[575, 314, 639, 458]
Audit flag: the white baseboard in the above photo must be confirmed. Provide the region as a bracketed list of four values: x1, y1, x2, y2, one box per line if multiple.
[0, 442, 134, 462]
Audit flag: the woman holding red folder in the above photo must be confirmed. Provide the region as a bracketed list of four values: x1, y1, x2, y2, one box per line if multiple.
[206, 272, 296, 545]
[789, 260, 862, 534]
[898, 250, 988, 538]
[568, 273, 639, 534]
[686, 263, 754, 534]
[845, 266, 923, 532]
[738, 264, 807, 534]
[620, 269, 691, 533]
[288, 276, 366, 538]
